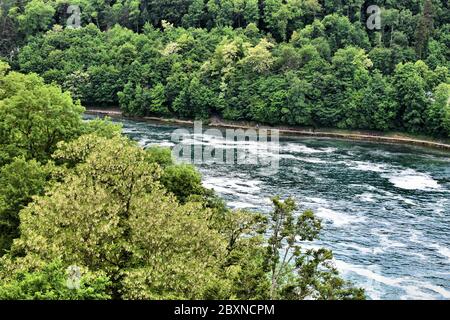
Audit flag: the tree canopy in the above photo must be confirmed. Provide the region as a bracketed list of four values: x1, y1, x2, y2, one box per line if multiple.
[1, 1, 448, 136]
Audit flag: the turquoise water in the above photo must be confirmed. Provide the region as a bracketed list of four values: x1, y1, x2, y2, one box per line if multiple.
[87, 115, 450, 300]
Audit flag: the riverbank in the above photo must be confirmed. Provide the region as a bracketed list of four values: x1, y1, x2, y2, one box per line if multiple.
[85, 108, 450, 152]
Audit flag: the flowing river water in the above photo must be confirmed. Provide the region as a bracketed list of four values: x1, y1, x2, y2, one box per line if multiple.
[86, 115, 450, 300]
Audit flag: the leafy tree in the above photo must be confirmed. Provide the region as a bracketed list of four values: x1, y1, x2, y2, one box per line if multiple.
[265, 196, 365, 300]
[173, 76, 216, 119]
[10, 134, 230, 299]
[321, 14, 370, 53]
[0, 66, 84, 164]
[240, 38, 275, 74]
[0, 158, 50, 253]
[369, 47, 395, 74]
[0, 259, 111, 300]
[145, 146, 174, 168]
[320, 46, 372, 129]
[361, 71, 398, 131]
[415, 0, 434, 58]
[161, 164, 205, 203]
[207, 0, 259, 28]
[427, 82, 450, 135]
[146, 0, 193, 25]
[393, 62, 430, 132]
[13, 0, 55, 37]
[263, 0, 303, 41]
[222, 209, 270, 299]
[182, 0, 206, 27]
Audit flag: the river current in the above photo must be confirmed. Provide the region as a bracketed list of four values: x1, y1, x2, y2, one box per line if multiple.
[86, 115, 450, 300]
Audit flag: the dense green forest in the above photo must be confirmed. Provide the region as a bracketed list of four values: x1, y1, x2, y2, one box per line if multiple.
[0, 0, 449, 136]
[0, 62, 365, 299]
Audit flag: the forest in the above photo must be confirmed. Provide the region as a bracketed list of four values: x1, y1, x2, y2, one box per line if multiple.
[0, 0, 449, 135]
[0, 0, 449, 300]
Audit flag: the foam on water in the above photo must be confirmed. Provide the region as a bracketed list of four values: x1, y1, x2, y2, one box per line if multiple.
[337, 260, 450, 299]
[202, 176, 262, 195]
[345, 243, 373, 254]
[296, 157, 328, 164]
[384, 169, 441, 191]
[335, 260, 402, 287]
[282, 143, 336, 154]
[357, 192, 377, 203]
[402, 282, 450, 300]
[430, 244, 450, 262]
[315, 208, 365, 227]
[346, 160, 389, 173]
[375, 233, 407, 251]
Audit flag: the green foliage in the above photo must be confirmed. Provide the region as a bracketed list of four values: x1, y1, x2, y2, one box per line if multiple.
[0, 67, 85, 164]
[145, 146, 174, 168]
[0, 259, 111, 300]
[161, 164, 205, 202]
[264, 196, 365, 300]
[7, 1, 449, 137]
[0, 158, 50, 253]
[0, 65, 121, 255]
[393, 62, 430, 132]
[14, 0, 55, 37]
[427, 83, 450, 135]
[9, 134, 230, 299]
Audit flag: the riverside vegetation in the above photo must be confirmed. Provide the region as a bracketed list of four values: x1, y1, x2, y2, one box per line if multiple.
[0, 62, 364, 299]
[0, 0, 449, 136]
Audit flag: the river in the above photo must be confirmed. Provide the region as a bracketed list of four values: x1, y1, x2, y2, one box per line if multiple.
[86, 115, 450, 300]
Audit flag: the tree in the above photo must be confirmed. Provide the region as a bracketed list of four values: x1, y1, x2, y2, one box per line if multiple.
[393, 62, 430, 132]
[369, 47, 395, 74]
[263, 0, 303, 41]
[145, 146, 174, 168]
[222, 209, 270, 299]
[427, 83, 450, 136]
[0, 158, 50, 253]
[415, 0, 434, 59]
[173, 76, 216, 119]
[321, 14, 370, 53]
[284, 73, 314, 126]
[182, 0, 206, 27]
[161, 164, 205, 203]
[0, 66, 85, 164]
[361, 71, 398, 131]
[12, 0, 55, 37]
[320, 46, 372, 129]
[264, 196, 364, 300]
[87, 64, 122, 106]
[240, 38, 275, 74]
[207, 0, 259, 28]
[146, 0, 193, 25]
[10, 134, 230, 299]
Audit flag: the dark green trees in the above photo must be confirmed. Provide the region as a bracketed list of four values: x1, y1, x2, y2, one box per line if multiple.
[10, 2, 449, 137]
